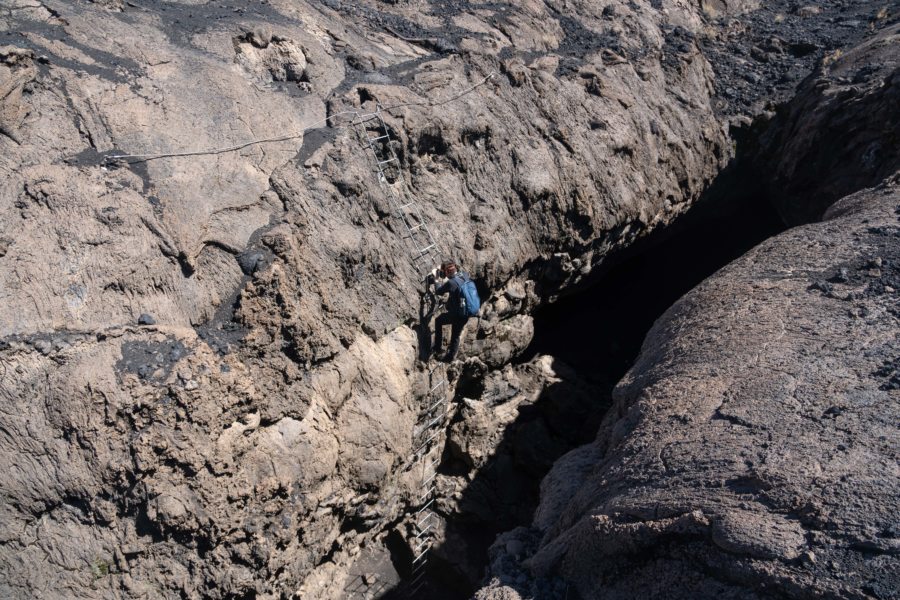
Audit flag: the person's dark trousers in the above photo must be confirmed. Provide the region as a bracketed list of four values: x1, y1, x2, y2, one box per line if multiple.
[434, 312, 467, 361]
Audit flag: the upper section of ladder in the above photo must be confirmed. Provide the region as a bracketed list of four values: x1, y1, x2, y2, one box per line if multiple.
[351, 107, 441, 281]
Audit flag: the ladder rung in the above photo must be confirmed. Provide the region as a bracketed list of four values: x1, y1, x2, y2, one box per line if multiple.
[415, 414, 443, 436]
[423, 401, 444, 416]
[368, 134, 390, 142]
[415, 537, 431, 553]
[415, 244, 436, 255]
[413, 545, 431, 560]
[409, 571, 427, 587]
[415, 499, 435, 515]
[420, 400, 445, 416]
[403, 230, 430, 243]
[417, 519, 435, 532]
[421, 471, 437, 487]
[415, 517, 434, 532]
[417, 409, 444, 429]
[417, 514, 436, 529]
[409, 575, 427, 592]
[419, 485, 435, 501]
[378, 157, 398, 165]
[408, 222, 426, 232]
[424, 394, 443, 405]
[416, 401, 444, 422]
[353, 113, 380, 125]
[381, 176, 404, 186]
[421, 426, 441, 445]
[415, 429, 441, 453]
[412, 549, 430, 564]
[424, 397, 446, 410]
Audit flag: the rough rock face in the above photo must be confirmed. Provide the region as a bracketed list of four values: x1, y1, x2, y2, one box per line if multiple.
[477, 177, 900, 600]
[475, 22, 900, 599]
[757, 23, 900, 225]
[2, 0, 896, 598]
[0, 45, 36, 143]
[698, 0, 894, 118]
[0, 0, 734, 598]
[429, 355, 607, 585]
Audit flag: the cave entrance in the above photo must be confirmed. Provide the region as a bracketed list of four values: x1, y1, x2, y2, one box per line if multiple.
[523, 160, 787, 390]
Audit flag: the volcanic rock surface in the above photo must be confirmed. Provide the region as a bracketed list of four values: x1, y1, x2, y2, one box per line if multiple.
[477, 176, 900, 600]
[0, 0, 897, 599]
[756, 22, 900, 225]
[699, 0, 895, 117]
[474, 24, 900, 599]
[0, 0, 731, 597]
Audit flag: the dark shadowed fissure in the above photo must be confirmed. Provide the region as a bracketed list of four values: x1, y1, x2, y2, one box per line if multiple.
[522, 161, 787, 388]
[381, 144, 789, 599]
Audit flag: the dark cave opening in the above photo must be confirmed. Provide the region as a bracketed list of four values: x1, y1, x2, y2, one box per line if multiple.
[416, 150, 789, 599]
[522, 160, 787, 390]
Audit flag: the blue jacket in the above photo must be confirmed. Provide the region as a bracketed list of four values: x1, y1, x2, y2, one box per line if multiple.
[435, 272, 469, 316]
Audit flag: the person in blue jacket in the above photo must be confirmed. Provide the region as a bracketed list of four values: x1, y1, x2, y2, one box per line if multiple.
[430, 259, 470, 362]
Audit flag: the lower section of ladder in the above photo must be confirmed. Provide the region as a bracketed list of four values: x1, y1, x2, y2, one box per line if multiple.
[343, 573, 389, 598]
[406, 365, 448, 596]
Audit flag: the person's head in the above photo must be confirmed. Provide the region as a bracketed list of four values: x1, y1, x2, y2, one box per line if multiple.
[441, 260, 457, 277]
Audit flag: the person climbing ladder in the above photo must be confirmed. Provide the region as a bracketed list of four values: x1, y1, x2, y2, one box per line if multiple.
[429, 259, 480, 362]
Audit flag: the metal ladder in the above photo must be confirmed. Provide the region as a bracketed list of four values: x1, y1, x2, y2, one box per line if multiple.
[351, 106, 450, 597]
[344, 573, 389, 599]
[351, 107, 442, 281]
[407, 363, 448, 596]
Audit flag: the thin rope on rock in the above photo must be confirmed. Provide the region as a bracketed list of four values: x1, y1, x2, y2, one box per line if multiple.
[378, 71, 496, 111]
[104, 71, 496, 165]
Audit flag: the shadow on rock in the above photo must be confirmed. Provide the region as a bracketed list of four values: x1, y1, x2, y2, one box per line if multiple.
[422, 115, 791, 596]
[427, 356, 610, 598]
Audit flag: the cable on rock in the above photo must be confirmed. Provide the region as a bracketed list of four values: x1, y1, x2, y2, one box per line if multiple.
[103, 72, 496, 165]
